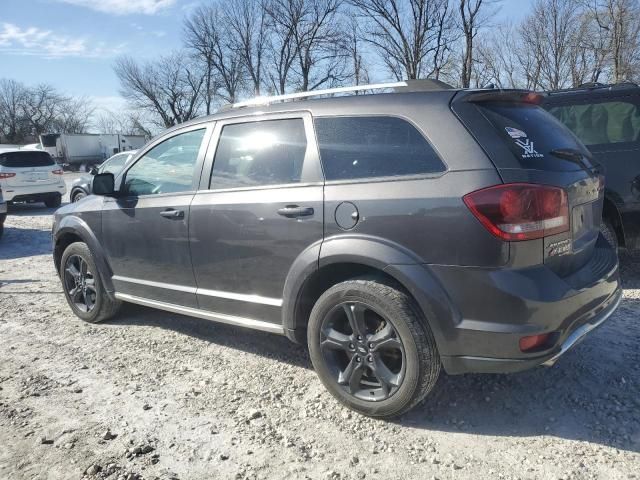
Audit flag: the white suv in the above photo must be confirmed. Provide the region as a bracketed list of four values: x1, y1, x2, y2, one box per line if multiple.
[0, 148, 67, 207]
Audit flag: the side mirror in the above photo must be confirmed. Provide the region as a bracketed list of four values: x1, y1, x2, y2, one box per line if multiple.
[89, 166, 98, 175]
[92, 173, 115, 196]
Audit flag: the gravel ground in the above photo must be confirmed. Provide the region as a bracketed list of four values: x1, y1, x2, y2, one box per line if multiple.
[0, 182, 639, 480]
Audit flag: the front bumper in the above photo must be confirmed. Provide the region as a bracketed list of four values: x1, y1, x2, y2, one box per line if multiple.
[2, 182, 66, 202]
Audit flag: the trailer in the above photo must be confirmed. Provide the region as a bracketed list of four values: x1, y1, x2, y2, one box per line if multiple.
[40, 133, 147, 170]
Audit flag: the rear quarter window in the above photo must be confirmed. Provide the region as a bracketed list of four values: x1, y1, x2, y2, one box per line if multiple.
[546, 98, 640, 146]
[476, 102, 593, 172]
[314, 116, 445, 181]
[0, 151, 55, 168]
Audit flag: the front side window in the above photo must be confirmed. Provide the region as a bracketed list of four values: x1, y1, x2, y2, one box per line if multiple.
[210, 119, 307, 189]
[314, 116, 445, 181]
[100, 153, 129, 175]
[547, 99, 640, 146]
[123, 129, 206, 196]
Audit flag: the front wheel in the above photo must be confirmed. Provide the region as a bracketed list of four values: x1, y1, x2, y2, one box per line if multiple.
[60, 242, 121, 323]
[307, 279, 441, 418]
[72, 190, 87, 203]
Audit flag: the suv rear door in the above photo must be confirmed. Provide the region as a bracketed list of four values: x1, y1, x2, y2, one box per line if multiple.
[189, 112, 323, 324]
[452, 91, 605, 278]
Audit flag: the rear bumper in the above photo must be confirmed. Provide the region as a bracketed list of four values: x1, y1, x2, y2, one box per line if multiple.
[427, 236, 621, 374]
[2, 182, 66, 201]
[441, 287, 622, 374]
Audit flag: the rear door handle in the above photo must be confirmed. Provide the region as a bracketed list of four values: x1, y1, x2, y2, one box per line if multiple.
[277, 206, 314, 218]
[160, 209, 184, 219]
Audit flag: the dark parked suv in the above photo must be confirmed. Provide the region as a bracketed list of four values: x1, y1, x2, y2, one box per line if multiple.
[544, 83, 640, 253]
[52, 83, 621, 418]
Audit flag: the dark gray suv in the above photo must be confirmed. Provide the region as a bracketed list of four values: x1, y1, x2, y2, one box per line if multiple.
[52, 84, 622, 418]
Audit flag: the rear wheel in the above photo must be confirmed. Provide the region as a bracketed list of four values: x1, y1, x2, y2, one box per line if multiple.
[60, 242, 121, 323]
[307, 278, 440, 418]
[601, 220, 618, 254]
[44, 194, 61, 208]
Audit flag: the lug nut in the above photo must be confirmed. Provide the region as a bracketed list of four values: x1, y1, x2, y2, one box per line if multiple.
[355, 357, 361, 363]
[357, 335, 362, 341]
[367, 355, 373, 362]
[348, 343, 354, 350]
[368, 343, 374, 349]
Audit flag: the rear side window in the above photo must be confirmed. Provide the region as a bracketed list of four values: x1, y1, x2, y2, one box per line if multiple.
[477, 103, 593, 171]
[210, 119, 307, 189]
[546, 99, 640, 146]
[0, 151, 54, 168]
[314, 116, 445, 181]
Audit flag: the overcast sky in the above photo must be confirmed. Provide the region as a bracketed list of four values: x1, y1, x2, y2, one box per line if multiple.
[0, 0, 535, 113]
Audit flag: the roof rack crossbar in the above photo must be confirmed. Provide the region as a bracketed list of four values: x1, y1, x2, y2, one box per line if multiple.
[231, 81, 409, 108]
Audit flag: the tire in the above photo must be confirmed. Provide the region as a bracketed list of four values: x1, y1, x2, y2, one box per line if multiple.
[72, 190, 87, 203]
[44, 194, 61, 208]
[601, 221, 618, 254]
[60, 242, 121, 323]
[307, 278, 441, 418]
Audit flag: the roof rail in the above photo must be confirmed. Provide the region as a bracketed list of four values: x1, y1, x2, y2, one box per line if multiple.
[231, 81, 408, 108]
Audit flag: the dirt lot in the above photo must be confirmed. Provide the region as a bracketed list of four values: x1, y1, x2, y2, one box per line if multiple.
[1, 186, 639, 480]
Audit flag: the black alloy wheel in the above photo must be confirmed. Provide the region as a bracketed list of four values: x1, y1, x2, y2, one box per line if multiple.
[320, 301, 405, 401]
[63, 254, 97, 313]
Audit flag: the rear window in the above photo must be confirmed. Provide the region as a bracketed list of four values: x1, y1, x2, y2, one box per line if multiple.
[477, 102, 593, 171]
[314, 116, 445, 181]
[0, 151, 55, 168]
[546, 98, 640, 146]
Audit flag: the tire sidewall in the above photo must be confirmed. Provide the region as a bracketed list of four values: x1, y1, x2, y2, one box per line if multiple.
[60, 242, 105, 323]
[602, 221, 618, 253]
[308, 283, 424, 417]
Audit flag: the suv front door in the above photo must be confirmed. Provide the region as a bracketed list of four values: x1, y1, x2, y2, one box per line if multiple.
[189, 113, 323, 324]
[101, 124, 212, 308]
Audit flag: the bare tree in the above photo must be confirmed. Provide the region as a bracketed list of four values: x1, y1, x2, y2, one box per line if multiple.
[114, 53, 204, 128]
[53, 96, 95, 134]
[93, 110, 153, 136]
[226, 0, 269, 95]
[184, 4, 245, 106]
[264, 0, 299, 94]
[0, 79, 28, 143]
[346, 18, 371, 85]
[267, 0, 349, 92]
[22, 84, 65, 137]
[459, 0, 496, 87]
[585, 0, 640, 82]
[350, 0, 456, 81]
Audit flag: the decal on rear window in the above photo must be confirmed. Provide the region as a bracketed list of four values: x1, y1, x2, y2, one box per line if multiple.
[505, 126, 527, 139]
[514, 138, 544, 159]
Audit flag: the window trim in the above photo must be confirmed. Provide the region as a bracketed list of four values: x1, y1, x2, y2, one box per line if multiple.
[116, 122, 214, 198]
[199, 111, 323, 192]
[312, 113, 448, 183]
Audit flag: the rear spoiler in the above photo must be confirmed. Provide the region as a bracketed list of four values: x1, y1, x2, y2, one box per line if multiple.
[462, 90, 547, 105]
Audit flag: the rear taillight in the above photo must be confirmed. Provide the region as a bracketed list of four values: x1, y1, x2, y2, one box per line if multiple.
[52, 169, 64, 175]
[463, 183, 569, 241]
[0, 172, 16, 179]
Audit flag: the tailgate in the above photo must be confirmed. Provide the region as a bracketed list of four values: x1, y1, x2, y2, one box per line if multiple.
[452, 90, 605, 277]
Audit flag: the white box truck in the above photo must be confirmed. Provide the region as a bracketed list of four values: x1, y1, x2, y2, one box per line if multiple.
[40, 133, 147, 171]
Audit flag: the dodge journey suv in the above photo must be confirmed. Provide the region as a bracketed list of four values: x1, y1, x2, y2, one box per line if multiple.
[52, 82, 621, 418]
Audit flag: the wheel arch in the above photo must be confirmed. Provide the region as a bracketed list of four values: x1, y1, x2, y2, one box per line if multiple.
[282, 235, 458, 352]
[603, 194, 625, 248]
[54, 216, 115, 297]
